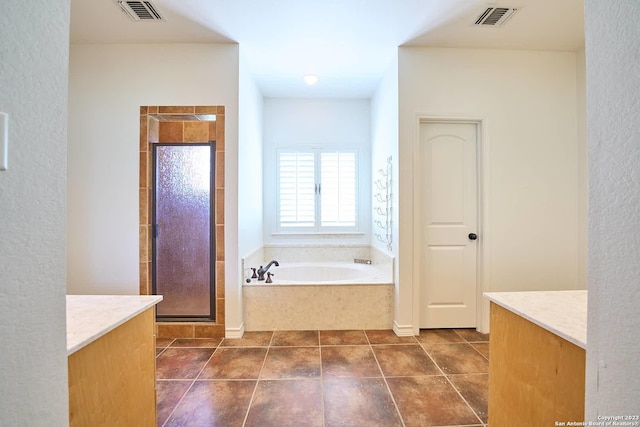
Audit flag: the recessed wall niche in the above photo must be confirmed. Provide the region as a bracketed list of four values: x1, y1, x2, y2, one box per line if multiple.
[139, 105, 225, 338]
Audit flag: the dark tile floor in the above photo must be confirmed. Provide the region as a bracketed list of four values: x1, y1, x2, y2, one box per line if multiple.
[156, 328, 489, 427]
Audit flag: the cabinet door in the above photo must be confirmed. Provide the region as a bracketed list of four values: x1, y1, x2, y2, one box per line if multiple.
[68, 309, 156, 427]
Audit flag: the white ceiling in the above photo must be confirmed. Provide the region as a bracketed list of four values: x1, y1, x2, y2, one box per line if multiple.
[70, 0, 585, 98]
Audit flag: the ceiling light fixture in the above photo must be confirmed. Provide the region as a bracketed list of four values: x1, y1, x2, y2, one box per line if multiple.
[303, 74, 319, 85]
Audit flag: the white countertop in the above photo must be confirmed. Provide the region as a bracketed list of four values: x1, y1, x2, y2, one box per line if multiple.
[66, 295, 162, 355]
[484, 290, 587, 349]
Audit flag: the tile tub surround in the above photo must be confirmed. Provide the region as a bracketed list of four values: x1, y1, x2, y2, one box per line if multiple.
[242, 245, 394, 331]
[244, 245, 393, 281]
[257, 244, 393, 265]
[483, 290, 587, 348]
[263, 244, 372, 263]
[140, 106, 226, 339]
[254, 262, 391, 285]
[155, 328, 490, 426]
[66, 294, 162, 354]
[243, 284, 394, 331]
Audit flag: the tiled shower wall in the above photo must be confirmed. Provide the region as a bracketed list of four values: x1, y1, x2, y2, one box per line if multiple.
[139, 106, 225, 338]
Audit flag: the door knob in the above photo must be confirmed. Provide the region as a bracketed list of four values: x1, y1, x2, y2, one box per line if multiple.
[468, 233, 478, 240]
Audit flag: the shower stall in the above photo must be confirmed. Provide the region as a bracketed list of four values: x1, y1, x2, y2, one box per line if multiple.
[152, 142, 216, 321]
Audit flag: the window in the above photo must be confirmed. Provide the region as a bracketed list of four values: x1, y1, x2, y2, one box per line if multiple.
[277, 149, 358, 231]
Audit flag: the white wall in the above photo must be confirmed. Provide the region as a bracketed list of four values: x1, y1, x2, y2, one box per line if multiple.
[576, 48, 588, 289]
[371, 54, 406, 332]
[68, 43, 240, 296]
[0, 1, 69, 424]
[585, 0, 640, 418]
[398, 47, 583, 332]
[262, 98, 371, 245]
[235, 49, 264, 335]
[371, 55, 399, 255]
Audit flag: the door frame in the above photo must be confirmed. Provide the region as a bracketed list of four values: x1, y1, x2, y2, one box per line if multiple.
[151, 141, 217, 322]
[412, 115, 492, 333]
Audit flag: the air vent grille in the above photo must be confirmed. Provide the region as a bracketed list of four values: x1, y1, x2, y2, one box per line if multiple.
[117, 1, 164, 21]
[474, 7, 518, 27]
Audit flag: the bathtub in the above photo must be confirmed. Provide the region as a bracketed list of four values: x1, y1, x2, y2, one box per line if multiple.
[249, 262, 391, 285]
[243, 260, 394, 330]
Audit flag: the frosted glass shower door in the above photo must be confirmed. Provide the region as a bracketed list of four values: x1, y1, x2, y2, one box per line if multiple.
[153, 143, 214, 319]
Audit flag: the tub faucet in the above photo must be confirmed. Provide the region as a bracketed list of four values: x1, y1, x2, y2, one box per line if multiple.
[257, 260, 279, 281]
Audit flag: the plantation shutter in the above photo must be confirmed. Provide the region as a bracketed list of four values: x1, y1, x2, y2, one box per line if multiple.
[277, 149, 358, 230]
[320, 152, 357, 227]
[278, 151, 315, 227]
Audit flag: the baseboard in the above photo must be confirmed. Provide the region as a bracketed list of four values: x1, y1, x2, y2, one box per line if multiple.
[393, 321, 415, 337]
[225, 323, 245, 339]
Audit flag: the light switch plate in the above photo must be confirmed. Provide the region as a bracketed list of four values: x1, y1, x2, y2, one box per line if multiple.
[0, 112, 7, 170]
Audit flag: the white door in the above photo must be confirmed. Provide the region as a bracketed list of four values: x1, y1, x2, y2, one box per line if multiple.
[419, 122, 478, 328]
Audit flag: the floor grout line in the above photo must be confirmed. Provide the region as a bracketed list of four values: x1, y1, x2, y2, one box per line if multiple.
[366, 332, 407, 427]
[159, 377, 197, 427]
[159, 343, 220, 426]
[468, 342, 490, 361]
[419, 336, 487, 426]
[318, 332, 326, 427]
[430, 337, 487, 426]
[442, 372, 486, 426]
[241, 335, 273, 427]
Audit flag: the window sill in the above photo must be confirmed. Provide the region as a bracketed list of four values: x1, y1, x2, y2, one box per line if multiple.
[271, 232, 366, 238]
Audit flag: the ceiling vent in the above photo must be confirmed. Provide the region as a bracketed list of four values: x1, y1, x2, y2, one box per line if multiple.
[117, 1, 165, 21]
[474, 7, 518, 27]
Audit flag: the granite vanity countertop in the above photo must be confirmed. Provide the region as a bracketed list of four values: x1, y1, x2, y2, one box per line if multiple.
[66, 295, 162, 355]
[483, 290, 587, 349]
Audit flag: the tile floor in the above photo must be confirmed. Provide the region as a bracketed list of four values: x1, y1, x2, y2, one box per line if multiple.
[156, 328, 489, 427]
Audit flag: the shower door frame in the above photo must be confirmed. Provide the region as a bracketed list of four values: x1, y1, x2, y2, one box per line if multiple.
[151, 141, 216, 322]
